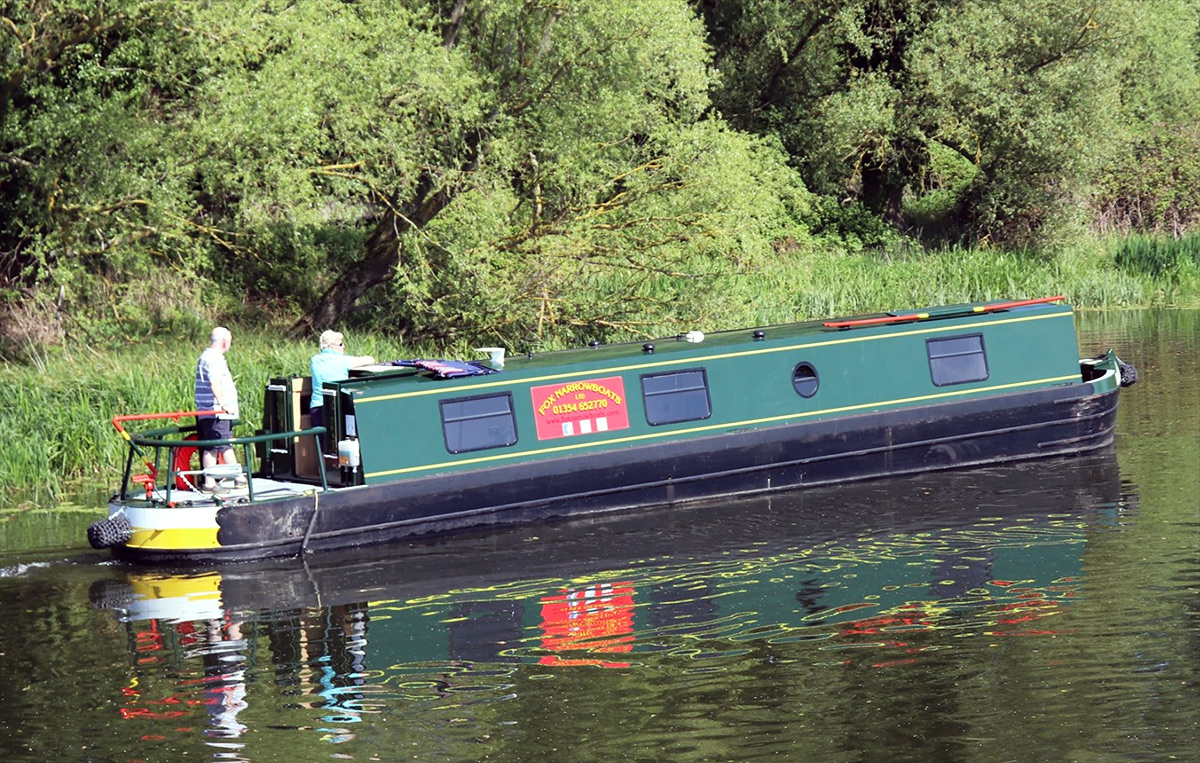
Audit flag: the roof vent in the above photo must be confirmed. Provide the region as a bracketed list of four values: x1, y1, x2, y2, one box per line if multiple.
[474, 347, 506, 369]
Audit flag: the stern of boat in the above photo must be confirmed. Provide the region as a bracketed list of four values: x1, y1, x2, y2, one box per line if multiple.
[89, 497, 223, 555]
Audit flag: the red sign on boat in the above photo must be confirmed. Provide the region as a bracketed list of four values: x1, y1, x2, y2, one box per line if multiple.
[531, 376, 631, 440]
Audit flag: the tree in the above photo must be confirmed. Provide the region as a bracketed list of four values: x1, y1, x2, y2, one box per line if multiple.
[700, 0, 1173, 245]
[2, 0, 814, 346]
[178, 0, 813, 340]
[267, 0, 733, 337]
[700, 0, 939, 227]
[1, 1, 189, 333]
[1091, 0, 1200, 235]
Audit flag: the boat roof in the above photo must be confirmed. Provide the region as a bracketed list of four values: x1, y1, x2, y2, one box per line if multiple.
[347, 297, 1073, 389]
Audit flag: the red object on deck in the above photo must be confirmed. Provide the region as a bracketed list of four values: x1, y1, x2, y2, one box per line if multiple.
[173, 435, 199, 491]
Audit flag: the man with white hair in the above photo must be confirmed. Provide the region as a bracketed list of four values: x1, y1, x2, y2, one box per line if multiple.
[194, 326, 243, 493]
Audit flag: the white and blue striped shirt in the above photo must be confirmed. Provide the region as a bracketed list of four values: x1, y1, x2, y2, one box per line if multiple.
[195, 347, 238, 419]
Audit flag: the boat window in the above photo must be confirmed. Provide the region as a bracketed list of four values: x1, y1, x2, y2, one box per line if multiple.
[440, 393, 518, 453]
[792, 363, 819, 398]
[641, 369, 711, 425]
[927, 334, 989, 386]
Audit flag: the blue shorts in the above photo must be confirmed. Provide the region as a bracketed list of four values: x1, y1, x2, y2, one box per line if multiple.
[198, 417, 233, 458]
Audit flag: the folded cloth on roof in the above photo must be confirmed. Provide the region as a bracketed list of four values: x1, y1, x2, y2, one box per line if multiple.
[388, 359, 498, 378]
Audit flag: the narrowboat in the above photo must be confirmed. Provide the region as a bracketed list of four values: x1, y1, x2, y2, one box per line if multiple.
[87, 296, 1137, 564]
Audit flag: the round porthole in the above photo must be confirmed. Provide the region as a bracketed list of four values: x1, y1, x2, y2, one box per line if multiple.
[792, 362, 819, 398]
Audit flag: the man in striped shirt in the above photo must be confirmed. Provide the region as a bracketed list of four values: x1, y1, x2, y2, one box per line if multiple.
[194, 326, 243, 493]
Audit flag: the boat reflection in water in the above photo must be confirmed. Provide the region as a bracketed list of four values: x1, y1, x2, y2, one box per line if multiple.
[90, 451, 1123, 749]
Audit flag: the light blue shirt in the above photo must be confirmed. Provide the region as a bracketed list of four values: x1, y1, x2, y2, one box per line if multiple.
[310, 349, 357, 410]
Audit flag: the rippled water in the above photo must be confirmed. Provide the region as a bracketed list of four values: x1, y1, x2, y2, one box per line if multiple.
[0, 310, 1196, 762]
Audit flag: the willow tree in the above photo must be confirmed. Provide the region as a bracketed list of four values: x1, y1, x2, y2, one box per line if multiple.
[1091, 0, 1200, 235]
[180, 0, 808, 343]
[3, 0, 811, 348]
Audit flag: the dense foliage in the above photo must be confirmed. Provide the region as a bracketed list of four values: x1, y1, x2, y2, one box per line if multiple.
[2, 0, 1199, 355]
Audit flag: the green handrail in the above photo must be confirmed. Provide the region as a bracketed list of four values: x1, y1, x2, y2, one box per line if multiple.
[119, 424, 330, 502]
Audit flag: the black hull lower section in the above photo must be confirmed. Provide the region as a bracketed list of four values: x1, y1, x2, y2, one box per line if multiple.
[124, 380, 1119, 564]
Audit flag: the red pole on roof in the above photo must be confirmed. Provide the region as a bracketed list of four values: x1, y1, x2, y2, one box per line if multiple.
[822, 295, 1065, 329]
[823, 311, 927, 328]
[972, 295, 1065, 312]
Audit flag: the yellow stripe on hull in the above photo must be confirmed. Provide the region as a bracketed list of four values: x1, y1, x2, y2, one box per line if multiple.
[127, 526, 221, 550]
[116, 503, 222, 551]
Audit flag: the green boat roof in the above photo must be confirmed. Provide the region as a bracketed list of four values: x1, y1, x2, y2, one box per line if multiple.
[350, 297, 1073, 389]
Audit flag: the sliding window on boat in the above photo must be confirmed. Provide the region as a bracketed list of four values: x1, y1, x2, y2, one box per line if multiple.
[926, 334, 989, 386]
[440, 393, 518, 453]
[641, 369, 712, 425]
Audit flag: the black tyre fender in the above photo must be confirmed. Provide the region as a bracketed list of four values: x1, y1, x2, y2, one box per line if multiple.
[1118, 360, 1138, 388]
[87, 514, 133, 549]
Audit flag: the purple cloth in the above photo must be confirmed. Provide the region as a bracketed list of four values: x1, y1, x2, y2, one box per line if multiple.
[389, 359, 497, 378]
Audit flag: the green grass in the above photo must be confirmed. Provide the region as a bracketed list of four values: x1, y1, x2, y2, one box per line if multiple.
[1109, 233, 1200, 303]
[714, 238, 1188, 329]
[1113, 232, 1200, 277]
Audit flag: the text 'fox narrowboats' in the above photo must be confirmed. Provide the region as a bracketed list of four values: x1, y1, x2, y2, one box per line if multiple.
[88, 296, 1137, 564]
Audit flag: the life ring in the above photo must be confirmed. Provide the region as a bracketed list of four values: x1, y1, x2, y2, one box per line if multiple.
[174, 434, 199, 490]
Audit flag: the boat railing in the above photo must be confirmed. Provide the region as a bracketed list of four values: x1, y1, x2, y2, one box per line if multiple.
[113, 411, 329, 503]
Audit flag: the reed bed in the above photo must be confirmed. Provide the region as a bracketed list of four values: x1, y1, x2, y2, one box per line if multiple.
[1113, 233, 1200, 276]
[715, 241, 1177, 329]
